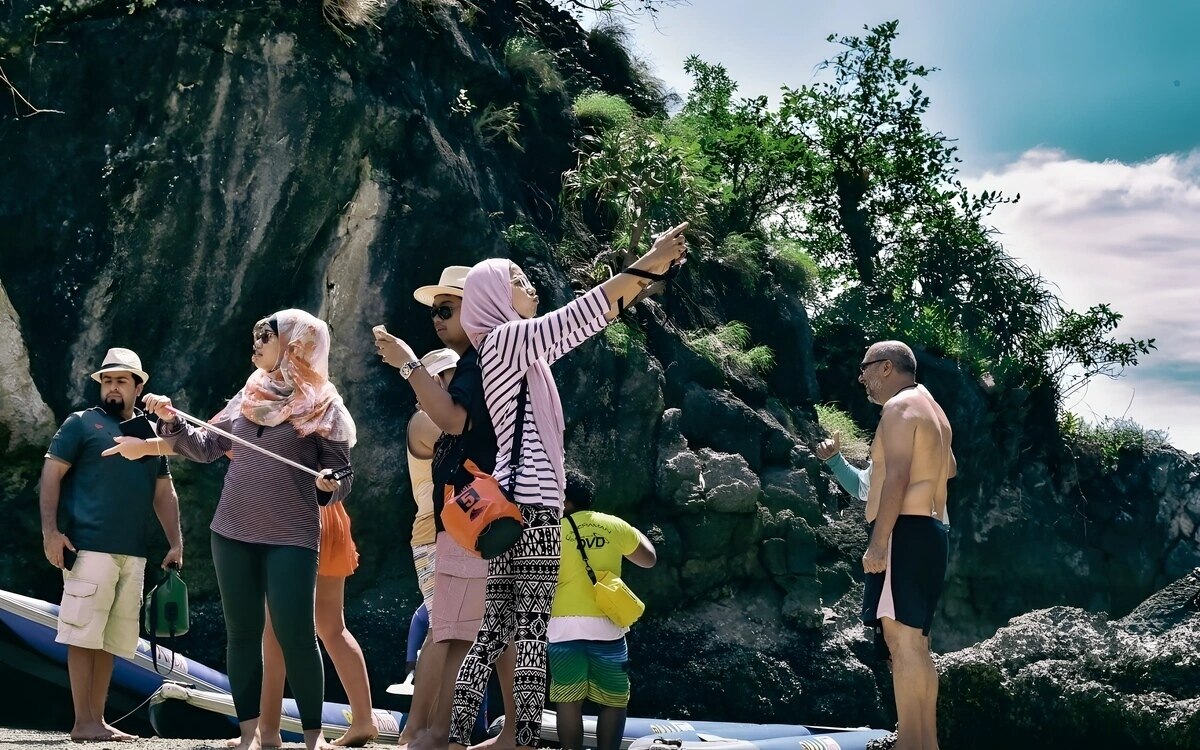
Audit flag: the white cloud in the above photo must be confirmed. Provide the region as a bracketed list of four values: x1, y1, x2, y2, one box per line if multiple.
[969, 149, 1200, 452]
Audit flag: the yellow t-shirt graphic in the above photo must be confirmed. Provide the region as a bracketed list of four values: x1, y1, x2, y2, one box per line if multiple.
[552, 510, 640, 619]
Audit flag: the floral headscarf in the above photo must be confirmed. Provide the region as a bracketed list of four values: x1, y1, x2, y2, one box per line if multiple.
[213, 309, 357, 446]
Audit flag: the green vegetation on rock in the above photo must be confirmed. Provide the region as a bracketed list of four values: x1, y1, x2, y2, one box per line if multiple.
[684, 322, 775, 377]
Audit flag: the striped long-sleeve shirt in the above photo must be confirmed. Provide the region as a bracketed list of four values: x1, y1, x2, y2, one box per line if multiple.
[480, 286, 611, 510]
[159, 415, 351, 550]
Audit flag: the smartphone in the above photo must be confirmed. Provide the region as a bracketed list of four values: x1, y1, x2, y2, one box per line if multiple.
[63, 548, 77, 571]
[120, 414, 156, 440]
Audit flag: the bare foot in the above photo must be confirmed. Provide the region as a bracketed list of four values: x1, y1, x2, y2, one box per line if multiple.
[70, 721, 123, 743]
[468, 733, 514, 750]
[407, 728, 445, 750]
[332, 721, 380, 747]
[224, 736, 263, 750]
[104, 723, 138, 741]
[226, 731, 282, 749]
[305, 728, 337, 750]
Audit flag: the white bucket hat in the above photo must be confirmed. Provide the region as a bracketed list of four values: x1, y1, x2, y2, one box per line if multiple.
[91, 347, 150, 385]
[421, 348, 460, 377]
[413, 266, 469, 307]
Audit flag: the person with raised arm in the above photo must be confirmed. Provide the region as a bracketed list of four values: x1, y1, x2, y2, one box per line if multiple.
[377, 222, 688, 750]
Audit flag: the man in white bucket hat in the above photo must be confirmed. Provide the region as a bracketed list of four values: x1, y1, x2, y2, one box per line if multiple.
[39, 347, 183, 742]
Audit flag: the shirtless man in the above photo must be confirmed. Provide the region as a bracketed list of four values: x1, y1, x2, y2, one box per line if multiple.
[857, 341, 954, 750]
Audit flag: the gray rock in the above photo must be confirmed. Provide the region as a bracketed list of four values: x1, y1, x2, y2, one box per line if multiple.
[938, 570, 1200, 749]
[657, 409, 704, 511]
[0, 282, 55, 450]
[681, 385, 797, 472]
[697, 448, 761, 513]
[761, 467, 822, 525]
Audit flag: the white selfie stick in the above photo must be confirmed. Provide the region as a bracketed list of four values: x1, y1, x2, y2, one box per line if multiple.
[167, 407, 326, 478]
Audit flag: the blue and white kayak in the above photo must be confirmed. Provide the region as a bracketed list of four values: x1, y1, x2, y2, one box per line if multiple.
[628, 732, 893, 750]
[0, 588, 229, 696]
[496, 712, 888, 750]
[0, 587, 406, 743]
[150, 683, 407, 743]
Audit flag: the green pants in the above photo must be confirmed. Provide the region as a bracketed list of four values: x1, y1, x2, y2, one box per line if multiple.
[210, 532, 323, 730]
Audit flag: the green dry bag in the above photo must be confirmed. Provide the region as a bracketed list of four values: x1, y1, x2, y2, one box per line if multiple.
[143, 565, 189, 638]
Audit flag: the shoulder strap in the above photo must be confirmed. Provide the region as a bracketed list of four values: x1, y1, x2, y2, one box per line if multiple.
[565, 513, 598, 585]
[505, 378, 528, 498]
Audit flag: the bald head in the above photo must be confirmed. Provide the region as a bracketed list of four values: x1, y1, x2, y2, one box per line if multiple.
[867, 340, 917, 375]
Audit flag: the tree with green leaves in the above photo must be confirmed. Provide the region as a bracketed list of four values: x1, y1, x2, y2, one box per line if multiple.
[771, 20, 1154, 400]
[671, 57, 814, 241]
[562, 120, 708, 267]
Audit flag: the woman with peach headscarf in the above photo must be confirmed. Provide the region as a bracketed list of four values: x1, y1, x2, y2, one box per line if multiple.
[436, 223, 689, 750]
[143, 309, 357, 750]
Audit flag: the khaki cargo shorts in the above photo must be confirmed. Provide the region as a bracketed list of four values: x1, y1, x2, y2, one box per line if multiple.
[55, 551, 147, 658]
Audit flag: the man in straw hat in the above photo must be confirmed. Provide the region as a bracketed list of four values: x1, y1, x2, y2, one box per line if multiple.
[38, 347, 183, 742]
[375, 266, 517, 750]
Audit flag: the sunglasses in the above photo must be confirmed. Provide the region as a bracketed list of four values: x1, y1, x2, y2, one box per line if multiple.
[254, 330, 276, 345]
[430, 305, 456, 321]
[859, 358, 889, 373]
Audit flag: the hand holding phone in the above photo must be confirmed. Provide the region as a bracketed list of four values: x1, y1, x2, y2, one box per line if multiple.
[120, 414, 157, 440]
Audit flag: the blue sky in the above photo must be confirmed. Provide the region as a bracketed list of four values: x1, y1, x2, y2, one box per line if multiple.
[589, 0, 1200, 452]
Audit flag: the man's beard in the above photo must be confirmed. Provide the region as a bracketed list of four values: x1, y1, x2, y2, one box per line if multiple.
[100, 397, 125, 417]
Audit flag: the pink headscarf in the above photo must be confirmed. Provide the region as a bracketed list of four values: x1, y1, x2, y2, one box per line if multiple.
[213, 309, 357, 447]
[459, 259, 565, 493]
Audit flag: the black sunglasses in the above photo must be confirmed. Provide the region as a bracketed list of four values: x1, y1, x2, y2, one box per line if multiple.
[859, 358, 889, 373]
[254, 329, 276, 345]
[430, 305, 456, 321]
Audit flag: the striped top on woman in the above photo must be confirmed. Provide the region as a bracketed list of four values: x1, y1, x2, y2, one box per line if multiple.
[478, 286, 610, 510]
[160, 416, 351, 550]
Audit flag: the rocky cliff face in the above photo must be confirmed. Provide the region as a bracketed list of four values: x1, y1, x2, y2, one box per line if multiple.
[938, 568, 1200, 749]
[1, 0, 1197, 737]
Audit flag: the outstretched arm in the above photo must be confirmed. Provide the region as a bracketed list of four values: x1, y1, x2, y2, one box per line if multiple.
[144, 394, 233, 463]
[598, 221, 689, 322]
[495, 222, 691, 368]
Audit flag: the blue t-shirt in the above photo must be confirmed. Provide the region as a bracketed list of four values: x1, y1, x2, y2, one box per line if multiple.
[47, 407, 171, 558]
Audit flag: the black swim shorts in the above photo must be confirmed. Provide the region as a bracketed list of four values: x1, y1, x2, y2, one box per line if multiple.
[861, 515, 948, 636]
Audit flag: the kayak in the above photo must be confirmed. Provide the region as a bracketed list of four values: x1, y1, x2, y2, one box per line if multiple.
[493, 712, 888, 750]
[0, 588, 229, 697]
[0, 587, 405, 743]
[627, 732, 893, 750]
[150, 683, 406, 743]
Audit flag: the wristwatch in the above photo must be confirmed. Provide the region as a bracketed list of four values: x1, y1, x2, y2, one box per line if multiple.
[399, 360, 424, 380]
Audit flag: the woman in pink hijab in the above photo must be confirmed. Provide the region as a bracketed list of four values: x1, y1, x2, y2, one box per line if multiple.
[440, 223, 690, 750]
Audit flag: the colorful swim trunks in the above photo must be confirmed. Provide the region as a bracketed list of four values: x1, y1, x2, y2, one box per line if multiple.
[548, 637, 630, 708]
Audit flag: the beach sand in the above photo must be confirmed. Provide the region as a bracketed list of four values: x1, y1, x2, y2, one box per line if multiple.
[0, 727, 388, 749]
